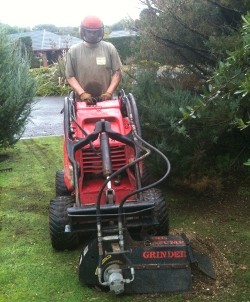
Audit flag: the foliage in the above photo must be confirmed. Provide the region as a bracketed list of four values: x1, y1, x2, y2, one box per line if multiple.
[106, 35, 139, 63]
[177, 12, 250, 170]
[109, 19, 128, 31]
[57, 26, 79, 37]
[132, 0, 250, 77]
[120, 61, 250, 187]
[122, 68, 202, 176]
[32, 24, 59, 33]
[30, 54, 70, 96]
[16, 36, 41, 68]
[0, 29, 36, 149]
[32, 24, 80, 37]
[243, 158, 250, 166]
[0, 22, 29, 34]
[207, 13, 250, 103]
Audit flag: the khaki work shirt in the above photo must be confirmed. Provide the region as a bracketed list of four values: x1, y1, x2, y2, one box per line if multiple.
[65, 41, 122, 97]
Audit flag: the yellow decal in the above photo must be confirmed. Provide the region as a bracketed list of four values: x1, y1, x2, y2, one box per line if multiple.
[102, 254, 112, 264]
[94, 255, 112, 275]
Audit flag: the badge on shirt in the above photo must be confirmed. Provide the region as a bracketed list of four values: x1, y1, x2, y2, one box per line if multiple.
[96, 57, 106, 65]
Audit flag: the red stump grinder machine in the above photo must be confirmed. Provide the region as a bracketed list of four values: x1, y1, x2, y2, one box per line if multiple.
[49, 91, 215, 295]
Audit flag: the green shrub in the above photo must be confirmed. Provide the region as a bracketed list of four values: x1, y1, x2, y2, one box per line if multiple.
[121, 69, 198, 175]
[121, 68, 250, 189]
[175, 13, 250, 176]
[30, 55, 70, 96]
[0, 29, 36, 148]
[106, 36, 139, 64]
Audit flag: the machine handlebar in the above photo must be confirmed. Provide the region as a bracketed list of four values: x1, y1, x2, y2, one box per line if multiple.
[80, 96, 110, 105]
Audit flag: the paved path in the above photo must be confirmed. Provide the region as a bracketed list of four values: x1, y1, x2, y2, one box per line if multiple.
[22, 96, 65, 138]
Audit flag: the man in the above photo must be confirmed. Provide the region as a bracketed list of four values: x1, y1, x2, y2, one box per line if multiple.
[65, 15, 122, 105]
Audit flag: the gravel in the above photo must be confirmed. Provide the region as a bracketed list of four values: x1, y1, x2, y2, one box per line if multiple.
[22, 96, 65, 138]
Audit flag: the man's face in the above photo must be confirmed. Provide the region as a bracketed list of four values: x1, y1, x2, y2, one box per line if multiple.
[83, 28, 103, 44]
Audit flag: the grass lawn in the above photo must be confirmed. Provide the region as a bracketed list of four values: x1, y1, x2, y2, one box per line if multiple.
[0, 137, 249, 302]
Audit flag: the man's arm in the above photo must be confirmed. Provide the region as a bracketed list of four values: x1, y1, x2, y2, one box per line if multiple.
[106, 69, 122, 95]
[67, 77, 85, 96]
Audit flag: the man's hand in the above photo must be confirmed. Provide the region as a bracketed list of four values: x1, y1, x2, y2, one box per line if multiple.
[101, 92, 112, 101]
[79, 92, 95, 105]
[80, 92, 92, 101]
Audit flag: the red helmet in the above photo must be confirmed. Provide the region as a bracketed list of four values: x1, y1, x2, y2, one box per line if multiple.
[80, 16, 104, 44]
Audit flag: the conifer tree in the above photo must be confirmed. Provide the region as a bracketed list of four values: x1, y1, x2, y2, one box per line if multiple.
[135, 0, 250, 77]
[0, 29, 36, 148]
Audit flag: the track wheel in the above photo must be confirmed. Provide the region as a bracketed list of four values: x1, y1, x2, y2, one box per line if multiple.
[55, 170, 71, 196]
[49, 196, 79, 251]
[141, 188, 169, 235]
[141, 166, 157, 186]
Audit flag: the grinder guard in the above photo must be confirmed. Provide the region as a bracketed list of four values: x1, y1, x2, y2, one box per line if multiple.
[79, 232, 215, 294]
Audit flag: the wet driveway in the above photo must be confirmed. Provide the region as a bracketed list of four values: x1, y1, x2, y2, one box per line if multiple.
[22, 96, 65, 138]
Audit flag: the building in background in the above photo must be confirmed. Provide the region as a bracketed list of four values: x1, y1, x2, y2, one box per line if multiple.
[8, 29, 137, 67]
[9, 30, 82, 67]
